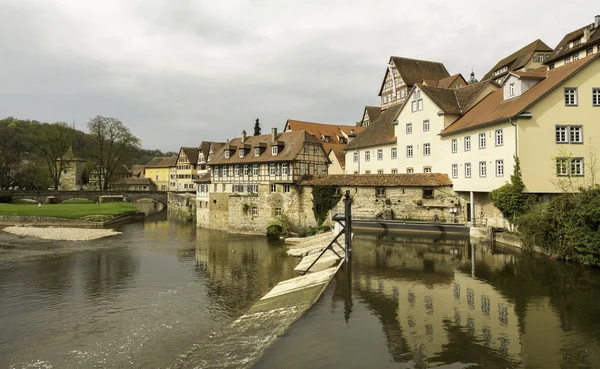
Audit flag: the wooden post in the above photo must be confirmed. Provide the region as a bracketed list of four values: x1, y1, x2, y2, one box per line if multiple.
[344, 190, 352, 262]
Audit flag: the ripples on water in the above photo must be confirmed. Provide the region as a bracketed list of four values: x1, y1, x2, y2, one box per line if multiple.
[2, 210, 600, 369]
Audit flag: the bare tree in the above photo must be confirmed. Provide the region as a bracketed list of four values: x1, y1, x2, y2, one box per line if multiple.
[27, 122, 75, 190]
[87, 116, 141, 190]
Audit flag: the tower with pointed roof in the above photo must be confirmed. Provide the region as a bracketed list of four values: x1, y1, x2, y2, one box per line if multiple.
[57, 147, 87, 190]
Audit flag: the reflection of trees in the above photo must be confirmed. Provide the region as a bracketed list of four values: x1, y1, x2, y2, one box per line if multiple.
[83, 249, 139, 300]
[193, 229, 298, 318]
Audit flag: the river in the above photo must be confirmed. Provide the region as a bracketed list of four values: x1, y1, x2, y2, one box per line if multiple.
[1, 205, 600, 368]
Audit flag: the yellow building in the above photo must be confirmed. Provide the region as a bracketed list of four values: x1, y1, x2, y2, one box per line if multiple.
[144, 157, 177, 191]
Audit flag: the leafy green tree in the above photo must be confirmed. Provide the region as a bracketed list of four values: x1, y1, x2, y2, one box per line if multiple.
[253, 118, 261, 136]
[87, 116, 141, 190]
[26, 122, 76, 190]
[489, 156, 535, 226]
[0, 118, 36, 190]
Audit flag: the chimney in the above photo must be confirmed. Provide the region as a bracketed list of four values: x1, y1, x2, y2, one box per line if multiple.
[241, 130, 246, 143]
[271, 127, 277, 142]
[596, 15, 600, 29]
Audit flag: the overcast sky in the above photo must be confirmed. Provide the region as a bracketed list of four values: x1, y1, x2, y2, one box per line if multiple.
[0, 1, 594, 151]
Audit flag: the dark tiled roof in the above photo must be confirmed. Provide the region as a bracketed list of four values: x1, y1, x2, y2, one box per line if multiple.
[442, 54, 599, 136]
[112, 177, 156, 186]
[130, 165, 145, 178]
[298, 174, 452, 187]
[284, 120, 366, 154]
[546, 23, 600, 64]
[416, 81, 491, 115]
[482, 39, 552, 81]
[511, 71, 546, 79]
[364, 106, 382, 124]
[345, 104, 403, 150]
[436, 74, 466, 89]
[378, 57, 450, 95]
[145, 156, 177, 168]
[180, 147, 200, 165]
[209, 130, 324, 165]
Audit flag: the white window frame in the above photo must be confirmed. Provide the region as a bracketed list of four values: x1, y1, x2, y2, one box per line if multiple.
[252, 164, 259, 176]
[564, 88, 578, 106]
[239, 149, 244, 158]
[451, 139, 457, 153]
[243, 165, 249, 176]
[496, 160, 504, 177]
[377, 149, 383, 161]
[254, 147, 260, 156]
[406, 123, 412, 134]
[407, 168, 414, 174]
[479, 161, 487, 177]
[225, 150, 230, 159]
[423, 120, 430, 131]
[391, 147, 397, 159]
[479, 133, 486, 149]
[593, 88, 600, 106]
[251, 206, 258, 216]
[270, 184, 277, 193]
[283, 184, 291, 193]
[234, 165, 240, 176]
[281, 163, 288, 176]
[570, 126, 583, 144]
[495, 129, 504, 146]
[272, 146, 278, 155]
[571, 158, 584, 176]
[423, 167, 432, 174]
[452, 164, 458, 178]
[407, 145, 413, 158]
[274, 207, 282, 216]
[269, 163, 276, 176]
[423, 143, 431, 156]
[465, 163, 472, 178]
[464, 136, 471, 151]
[365, 151, 370, 162]
[509, 83, 515, 96]
[353, 152, 358, 163]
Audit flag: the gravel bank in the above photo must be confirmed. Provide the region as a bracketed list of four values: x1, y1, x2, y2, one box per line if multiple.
[2, 226, 121, 241]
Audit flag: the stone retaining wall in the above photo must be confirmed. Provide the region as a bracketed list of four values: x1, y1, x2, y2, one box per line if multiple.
[168, 192, 196, 220]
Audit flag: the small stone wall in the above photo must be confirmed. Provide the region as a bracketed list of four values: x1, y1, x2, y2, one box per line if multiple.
[168, 192, 196, 219]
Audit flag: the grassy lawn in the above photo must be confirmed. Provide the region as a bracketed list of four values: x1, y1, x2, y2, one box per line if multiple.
[59, 199, 96, 204]
[0, 202, 138, 219]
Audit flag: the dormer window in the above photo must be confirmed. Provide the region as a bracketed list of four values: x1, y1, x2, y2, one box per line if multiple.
[509, 83, 515, 96]
[225, 150, 230, 159]
[239, 149, 244, 158]
[272, 146, 278, 155]
[494, 66, 508, 76]
[323, 136, 330, 143]
[254, 147, 260, 156]
[573, 38, 581, 47]
[363, 120, 369, 127]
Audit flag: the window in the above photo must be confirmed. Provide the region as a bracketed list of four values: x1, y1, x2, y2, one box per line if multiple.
[407, 168, 414, 174]
[407, 145, 413, 158]
[391, 147, 397, 159]
[283, 184, 291, 193]
[573, 53, 579, 61]
[509, 83, 515, 96]
[423, 120, 430, 131]
[353, 171, 359, 174]
[587, 47, 593, 56]
[281, 163, 288, 176]
[423, 143, 431, 156]
[377, 149, 383, 160]
[593, 88, 600, 106]
[365, 151, 370, 162]
[556, 158, 569, 176]
[251, 206, 258, 216]
[573, 39, 581, 47]
[451, 139, 457, 153]
[406, 123, 412, 134]
[549, 63, 555, 70]
[376, 187, 386, 197]
[223, 166, 228, 177]
[391, 169, 398, 174]
[564, 88, 578, 105]
[253, 164, 259, 176]
[225, 150, 230, 159]
[353, 152, 359, 163]
[495, 129, 504, 146]
[270, 184, 277, 193]
[465, 163, 472, 178]
[243, 165, 249, 176]
[496, 160, 504, 177]
[479, 133, 486, 149]
[270, 164, 276, 176]
[214, 167, 220, 177]
[365, 170, 371, 174]
[570, 126, 583, 143]
[272, 146, 278, 155]
[239, 149, 244, 158]
[234, 165, 240, 176]
[464, 136, 471, 151]
[247, 184, 258, 193]
[556, 125, 583, 143]
[423, 188, 434, 199]
[479, 161, 487, 177]
[571, 158, 584, 176]
[565, 56, 571, 64]
[377, 169, 384, 174]
[274, 207, 282, 216]
[254, 147, 260, 156]
[452, 164, 458, 178]
[424, 167, 432, 173]
[313, 147, 319, 155]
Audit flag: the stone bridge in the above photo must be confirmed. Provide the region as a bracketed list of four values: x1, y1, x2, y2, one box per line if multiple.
[1, 190, 168, 206]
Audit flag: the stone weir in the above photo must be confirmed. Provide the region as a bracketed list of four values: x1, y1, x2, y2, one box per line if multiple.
[172, 232, 346, 369]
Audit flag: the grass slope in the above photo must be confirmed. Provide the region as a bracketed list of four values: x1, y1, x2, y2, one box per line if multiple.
[0, 202, 138, 219]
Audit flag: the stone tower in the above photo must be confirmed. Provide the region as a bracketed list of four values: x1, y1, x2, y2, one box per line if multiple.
[58, 147, 87, 190]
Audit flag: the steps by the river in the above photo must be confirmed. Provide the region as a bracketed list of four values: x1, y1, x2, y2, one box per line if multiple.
[172, 231, 346, 369]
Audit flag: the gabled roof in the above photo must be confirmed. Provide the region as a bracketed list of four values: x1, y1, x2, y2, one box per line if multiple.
[179, 147, 200, 165]
[423, 74, 467, 89]
[298, 173, 452, 187]
[145, 156, 177, 168]
[364, 106, 382, 124]
[442, 54, 599, 136]
[130, 165, 145, 178]
[411, 81, 493, 116]
[209, 130, 326, 165]
[378, 57, 450, 96]
[344, 104, 403, 150]
[198, 141, 226, 162]
[329, 148, 347, 169]
[545, 23, 600, 64]
[482, 39, 553, 81]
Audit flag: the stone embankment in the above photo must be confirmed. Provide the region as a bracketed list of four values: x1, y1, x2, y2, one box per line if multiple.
[3, 226, 121, 241]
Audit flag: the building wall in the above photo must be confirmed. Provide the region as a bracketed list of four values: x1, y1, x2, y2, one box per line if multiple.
[440, 121, 516, 193]
[327, 151, 344, 174]
[519, 59, 600, 193]
[59, 160, 86, 190]
[344, 143, 397, 174]
[144, 167, 170, 191]
[550, 45, 599, 69]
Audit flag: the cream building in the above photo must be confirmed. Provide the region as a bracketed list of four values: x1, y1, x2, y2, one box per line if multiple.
[175, 147, 200, 192]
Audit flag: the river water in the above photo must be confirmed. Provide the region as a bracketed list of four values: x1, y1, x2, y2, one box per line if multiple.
[1, 206, 600, 369]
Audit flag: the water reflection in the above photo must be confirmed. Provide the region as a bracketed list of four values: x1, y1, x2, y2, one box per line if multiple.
[256, 233, 600, 369]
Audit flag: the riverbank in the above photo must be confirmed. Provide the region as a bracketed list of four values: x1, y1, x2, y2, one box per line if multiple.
[0, 202, 137, 219]
[3, 226, 121, 241]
